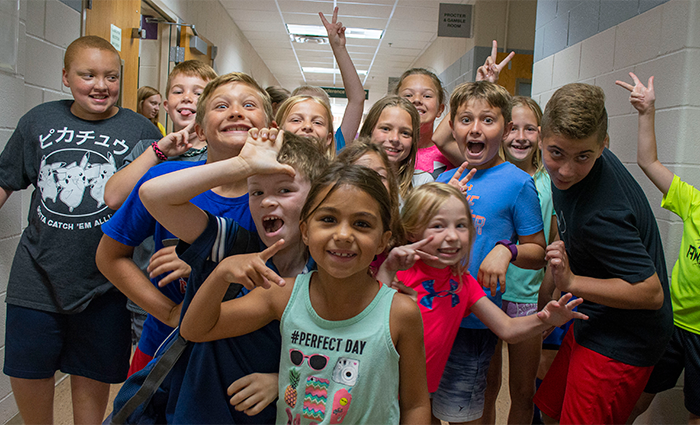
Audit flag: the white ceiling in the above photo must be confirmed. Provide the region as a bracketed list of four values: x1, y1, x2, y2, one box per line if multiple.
[218, 0, 448, 103]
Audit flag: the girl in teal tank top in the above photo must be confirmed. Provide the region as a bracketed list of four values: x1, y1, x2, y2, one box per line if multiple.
[180, 163, 431, 424]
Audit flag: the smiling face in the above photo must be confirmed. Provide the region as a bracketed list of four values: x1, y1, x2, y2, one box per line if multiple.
[248, 172, 310, 248]
[397, 74, 445, 126]
[163, 74, 209, 131]
[503, 105, 539, 166]
[540, 133, 605, 190]
[62, 47, 121, 121]
[282, 99, 332, 146]
[195, 82, 268, 159]
[415, 196, 472, 269]
[142, 94, 161, 120]
[301, 185, 391, 280]
[451, 98, 511, 170]
[370, 106, 414, 164]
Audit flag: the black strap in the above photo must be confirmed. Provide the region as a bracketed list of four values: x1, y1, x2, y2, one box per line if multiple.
[110, 332, 188, 424]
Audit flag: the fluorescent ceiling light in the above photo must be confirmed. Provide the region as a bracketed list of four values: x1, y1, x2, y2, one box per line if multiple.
[287, 24, 383, 40]
[303, 67, 367, 75]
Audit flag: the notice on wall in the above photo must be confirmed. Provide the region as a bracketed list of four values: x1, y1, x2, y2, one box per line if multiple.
[438, 3, 472, 38]
[110, 24, 122, 51]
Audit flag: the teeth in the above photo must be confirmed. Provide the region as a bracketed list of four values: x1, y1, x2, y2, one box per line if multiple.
[262, 217, 283, 233]
[331, 251, 354, 258]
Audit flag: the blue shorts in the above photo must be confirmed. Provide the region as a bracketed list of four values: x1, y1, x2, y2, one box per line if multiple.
[4, 290, 131, 383]
[644, 325, 700, 416]
[432, 328, 499, 422]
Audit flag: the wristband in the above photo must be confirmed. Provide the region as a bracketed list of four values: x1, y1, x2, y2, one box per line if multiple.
[151, 141, 168, 161]
[495, 239, 517, 263]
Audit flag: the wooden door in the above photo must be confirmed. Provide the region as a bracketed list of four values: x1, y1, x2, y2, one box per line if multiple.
[85, 0, 142, 111]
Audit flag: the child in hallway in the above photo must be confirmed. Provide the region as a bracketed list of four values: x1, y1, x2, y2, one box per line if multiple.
[276, 95, 336, 156]
[500, 96, 558, 424]
[137, 85, 165, 136]
[96, 72, 263, 378]
[533, 82, 673, 424]
[179, 162, 432, 424]
[396, 41, 515, 179]
[139, 128, 328, 423]
[359, 96, 433, 202]
[377, 182, 586, 423]
[617, 73, 700, 424]
[104, 60, 217, 209]
[434, 81, 547, 424]
[0, 35, 163, 424]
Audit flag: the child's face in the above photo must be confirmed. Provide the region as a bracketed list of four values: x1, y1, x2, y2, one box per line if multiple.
[353, 152, 390, 193]
[370, 107, 413, 164]
[142, 94, 161, 120]
[195, 82, 268, 158]
[540, 133, 604, 190]
[301, 184, 391, 279]
[61, 47, 120, 121]
[450, 98, 511, 170]
[282, 100, 332, 146]
[503, 106, 539, 165]
[416, 196, 472, 269]
[164, 74, 208, 131]
[397, 74, 444, 126]
[248, 172, 311, 249]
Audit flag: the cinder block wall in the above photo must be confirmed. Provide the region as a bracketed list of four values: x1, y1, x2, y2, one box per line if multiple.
[532, 0, 699, 422]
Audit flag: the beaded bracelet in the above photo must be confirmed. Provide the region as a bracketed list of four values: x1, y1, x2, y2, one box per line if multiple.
[151, 141, 168, 161]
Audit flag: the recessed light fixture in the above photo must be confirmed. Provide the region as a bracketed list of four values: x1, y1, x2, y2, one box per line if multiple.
[287, 24, 383, 40]
[303, 67, 368, 75]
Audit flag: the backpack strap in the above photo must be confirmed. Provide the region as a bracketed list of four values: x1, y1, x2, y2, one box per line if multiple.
[110, 331, 188, 424]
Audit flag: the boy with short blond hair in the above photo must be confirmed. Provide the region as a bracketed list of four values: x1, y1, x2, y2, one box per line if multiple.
[435, 81, 546, 423]
[131, 129, 328, 423]
[0, 35, 162, 424]
[97, 72, 271, 377]
[534, 82, 673, 423]
[104, 59, 217, 209]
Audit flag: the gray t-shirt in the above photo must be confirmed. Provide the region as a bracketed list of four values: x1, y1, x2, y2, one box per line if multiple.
[0, 100, 163, 313]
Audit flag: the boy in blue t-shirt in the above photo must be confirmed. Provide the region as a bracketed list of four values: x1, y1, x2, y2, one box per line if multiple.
[434, 81, 546, 423]
[97, 73, 265, 376]
[0, 36, 163, 424]
[138, 128, 328, 423]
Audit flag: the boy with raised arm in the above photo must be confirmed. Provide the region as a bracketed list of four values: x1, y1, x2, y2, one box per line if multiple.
[0, 36, 162, 424]
[616, 73, 700, 424]
[533, 82, 673, 424]
[138, 128, 328, 422]
[96, 73, 263, 377]
[434, 81, 546, 424]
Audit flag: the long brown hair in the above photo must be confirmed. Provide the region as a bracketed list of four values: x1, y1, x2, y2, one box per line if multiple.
[359, 96, 420, 199]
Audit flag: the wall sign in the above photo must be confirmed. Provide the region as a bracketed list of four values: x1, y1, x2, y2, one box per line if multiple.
[438, 3, 473, 38]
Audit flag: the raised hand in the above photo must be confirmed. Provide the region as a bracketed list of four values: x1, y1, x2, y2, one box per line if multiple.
[320, 7, 346, 49]
[216, 240, 287, 290]
[383, 237, 438, 273]
[155, 122, 195, 158]
[147, 245, 192, 288]
[238, 128, 295, 177]
[476, 40, 515, 83]
[447, 162, 476, 194]
[536, 292, 588, 326]
[615, 72, 655, 115]
[545, 240, 574, 292]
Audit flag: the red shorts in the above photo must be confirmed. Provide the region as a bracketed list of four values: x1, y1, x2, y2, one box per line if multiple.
[533, 327, 653, 424]
[127, 346, 154, 377]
